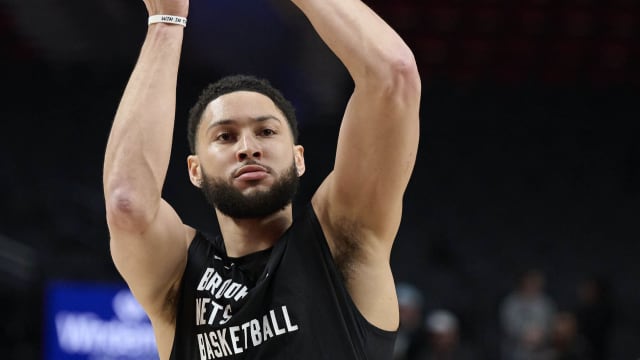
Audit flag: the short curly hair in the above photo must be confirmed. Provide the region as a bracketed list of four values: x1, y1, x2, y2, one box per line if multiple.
[187, 74, 298, 154]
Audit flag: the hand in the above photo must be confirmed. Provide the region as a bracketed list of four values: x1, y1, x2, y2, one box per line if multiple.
[142, 0, 188, 18]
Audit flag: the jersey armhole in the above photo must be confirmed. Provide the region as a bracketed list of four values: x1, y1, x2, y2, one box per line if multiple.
[305, 204, 400, 337]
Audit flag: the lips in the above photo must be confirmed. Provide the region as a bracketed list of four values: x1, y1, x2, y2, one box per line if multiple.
[234, 164, 269, 181]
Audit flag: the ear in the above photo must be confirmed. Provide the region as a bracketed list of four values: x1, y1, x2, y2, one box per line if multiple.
[294, 145, 305, 177]
[187, 155, 203, 188]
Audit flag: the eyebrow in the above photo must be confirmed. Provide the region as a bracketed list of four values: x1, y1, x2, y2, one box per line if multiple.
[206, 115, 282, 132]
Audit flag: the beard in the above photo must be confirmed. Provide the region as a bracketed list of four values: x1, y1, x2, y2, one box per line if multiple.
[200, 161, 299, 219]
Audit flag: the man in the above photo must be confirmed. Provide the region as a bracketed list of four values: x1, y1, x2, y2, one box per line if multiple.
[102, 0, 420, 359]
[394, 282, 427, 360]
[500, 269, 557, 359]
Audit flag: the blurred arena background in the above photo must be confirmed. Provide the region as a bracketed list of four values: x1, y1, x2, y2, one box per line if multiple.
[0, 0, 638, 359]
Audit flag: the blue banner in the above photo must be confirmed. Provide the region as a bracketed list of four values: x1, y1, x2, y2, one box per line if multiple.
[44, 281, 159, 360]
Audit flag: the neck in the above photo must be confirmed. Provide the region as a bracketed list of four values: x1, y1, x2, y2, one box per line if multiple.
[215, 205, 293, 258]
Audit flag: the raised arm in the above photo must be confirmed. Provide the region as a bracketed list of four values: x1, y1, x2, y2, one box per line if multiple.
[293, 0, 421, 329]
[102, 0, 192, 351]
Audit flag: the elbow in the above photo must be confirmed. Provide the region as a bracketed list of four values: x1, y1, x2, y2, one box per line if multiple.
[386, 50, 421, 98]
[364, 47, 421, 101]
[104, 185, 154, 232]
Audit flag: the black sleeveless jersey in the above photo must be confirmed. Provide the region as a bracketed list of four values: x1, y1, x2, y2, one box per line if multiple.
[169, 204, 397, 359]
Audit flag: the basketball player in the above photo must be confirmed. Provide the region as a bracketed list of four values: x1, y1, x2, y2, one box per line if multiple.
[102, 0, 421, 358]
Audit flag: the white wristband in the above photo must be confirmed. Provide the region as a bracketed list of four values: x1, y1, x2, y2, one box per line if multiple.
[148, 15, 187, 27]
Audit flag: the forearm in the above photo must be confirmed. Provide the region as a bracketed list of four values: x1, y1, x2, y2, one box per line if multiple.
[103, 24, 184, 219]
[290, 0, 417, 87]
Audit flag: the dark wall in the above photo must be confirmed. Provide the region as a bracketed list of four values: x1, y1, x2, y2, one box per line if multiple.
[1, 0, 638, 359]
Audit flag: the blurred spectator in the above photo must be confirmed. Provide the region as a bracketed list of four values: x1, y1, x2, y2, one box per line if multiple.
[500, 269, 556, 360]
[549, 311, 592, 360]
[574, 276, 613, 360]
[415, 309, 476, 360]
[394, 282, 427, 360]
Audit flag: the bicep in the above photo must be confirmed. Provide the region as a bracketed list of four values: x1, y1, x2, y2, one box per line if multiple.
[108, 199, 193, 318]
[321, 86, 420, 240]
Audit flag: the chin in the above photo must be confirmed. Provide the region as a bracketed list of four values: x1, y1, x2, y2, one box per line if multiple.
[239, 182, 272, 194]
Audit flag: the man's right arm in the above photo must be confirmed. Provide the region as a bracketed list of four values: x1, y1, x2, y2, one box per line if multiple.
[102, 5, 191, 331]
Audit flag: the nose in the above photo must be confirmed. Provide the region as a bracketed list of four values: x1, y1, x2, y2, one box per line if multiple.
[236, 132, 262, 161]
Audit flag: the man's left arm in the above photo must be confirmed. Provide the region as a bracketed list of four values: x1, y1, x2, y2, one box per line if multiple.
[292, 0, 421, 330]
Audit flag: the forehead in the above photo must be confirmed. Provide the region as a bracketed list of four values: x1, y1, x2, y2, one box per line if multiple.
[204, 91, 284, 124]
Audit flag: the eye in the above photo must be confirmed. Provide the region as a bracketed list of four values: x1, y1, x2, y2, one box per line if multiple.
[259, 128, 276, 137]
[215, 132, 234, 142]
